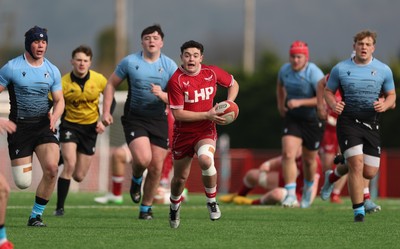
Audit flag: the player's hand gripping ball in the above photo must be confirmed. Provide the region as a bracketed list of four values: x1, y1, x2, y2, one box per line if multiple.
[215, 100, 239, 125]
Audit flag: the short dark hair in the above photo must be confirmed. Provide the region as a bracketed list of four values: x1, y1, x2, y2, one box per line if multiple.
[354, 30, 377, 45]
[180, 40, 204, 54]
[71, 45, 93, 59]
[141, 24, 164, 39]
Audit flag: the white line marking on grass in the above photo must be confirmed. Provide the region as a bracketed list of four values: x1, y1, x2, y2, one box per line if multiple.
[6, 205, 208, 210]
[8, 201, 400, 210]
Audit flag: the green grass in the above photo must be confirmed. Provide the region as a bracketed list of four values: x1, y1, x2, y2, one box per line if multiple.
[6, 192, 400, 249]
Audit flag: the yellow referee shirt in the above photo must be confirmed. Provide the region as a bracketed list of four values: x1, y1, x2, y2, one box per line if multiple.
[62, 70, 107, 124]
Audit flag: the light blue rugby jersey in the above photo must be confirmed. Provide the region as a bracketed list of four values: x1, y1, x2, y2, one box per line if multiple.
[115, 51, 177, 117]
[278, 62, 324, 120]
[0, 54, 62, 120]
[327, 57, 395, 120]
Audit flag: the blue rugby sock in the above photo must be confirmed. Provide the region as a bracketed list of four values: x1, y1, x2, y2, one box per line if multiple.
[304, 179, 314, 188]
[30, 201, 46, 218]
[303, 179, 314, 192]
[132, 175, 143, 185]
[0, 225, 6, 240]
[285, 183, 296, 196]
[140, 205, 151, 213]
[353, 203, 365, 217]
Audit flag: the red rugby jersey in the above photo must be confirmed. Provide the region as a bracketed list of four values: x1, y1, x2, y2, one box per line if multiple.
[168, 64, 234, 133]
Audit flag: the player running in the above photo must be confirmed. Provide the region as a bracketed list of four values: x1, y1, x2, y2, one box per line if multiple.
[167, 40, 239, 228]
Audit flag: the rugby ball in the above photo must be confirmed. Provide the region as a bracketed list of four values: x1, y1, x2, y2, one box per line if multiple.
[215, 100, 239, 125]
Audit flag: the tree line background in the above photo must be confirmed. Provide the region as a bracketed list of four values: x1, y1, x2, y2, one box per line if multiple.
[1, 28, 399, 149]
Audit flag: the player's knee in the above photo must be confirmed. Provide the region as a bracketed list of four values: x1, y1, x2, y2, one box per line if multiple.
[363, 155, 380, 179]
[202, 165, 217, 176]
[73, 174, 84, 182]
[363, 171, 377, 180]
[363, 174, 373, 180]
[171, 175, 187, 187]
[43, 163, 59, 181]
[197, 144, 217, 176]
[302, 157, 316, 168]
[257, 171, 268, 188]
[51, 165, 59, 178]
[281, 151, 295, 161]
[0, 180, 10, 198]
[12, 163, 33, 189]
[244, 170, 259, 185]
[197, 144, 215, 167]
[113, 147, 127, 161]
[147, 166, 162, 179]
[198, 154, 213, 168]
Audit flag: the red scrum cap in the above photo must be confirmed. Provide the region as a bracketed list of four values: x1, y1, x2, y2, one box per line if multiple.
[289, 40, 309, 59]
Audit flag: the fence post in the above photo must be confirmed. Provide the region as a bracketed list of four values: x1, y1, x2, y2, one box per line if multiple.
[218, 133, 231, 194]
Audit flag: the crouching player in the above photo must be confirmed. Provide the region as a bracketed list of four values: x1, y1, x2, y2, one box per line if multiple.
[220, 149, 321, 207]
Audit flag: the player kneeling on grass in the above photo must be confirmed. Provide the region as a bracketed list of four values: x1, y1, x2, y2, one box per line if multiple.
[220, 149, 321, 207]
[167, 40, 239, 228]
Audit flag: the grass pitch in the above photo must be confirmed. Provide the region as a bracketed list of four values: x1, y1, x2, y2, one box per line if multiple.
[6, 192, 400, 249]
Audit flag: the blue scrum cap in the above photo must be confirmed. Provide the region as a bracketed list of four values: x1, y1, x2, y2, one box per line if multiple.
[24, 26, 48, 58]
